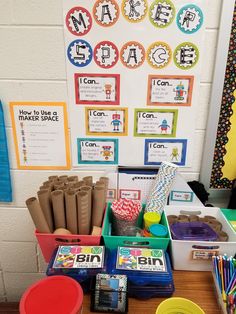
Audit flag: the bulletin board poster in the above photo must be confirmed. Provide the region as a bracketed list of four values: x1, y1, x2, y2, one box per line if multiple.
[63, 0, 205, 167]
[210, 3, 236, 189]
[10, 102, 71, 170]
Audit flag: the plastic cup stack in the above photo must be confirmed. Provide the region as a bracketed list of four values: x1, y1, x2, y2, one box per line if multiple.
[145, 161, 178, 215]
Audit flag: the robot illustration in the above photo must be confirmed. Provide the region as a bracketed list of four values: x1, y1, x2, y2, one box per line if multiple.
[104, 84, 113, 100]
[129, 0, 141, 18]
[158, 119, 170, 133]
[174, 82, 186, 100]
[101, 145, 113, 160]
[170, 147, 179, 161]
[111, 113, 122, 132]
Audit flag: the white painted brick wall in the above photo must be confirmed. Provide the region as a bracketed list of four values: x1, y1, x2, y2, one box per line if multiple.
[0, 0, 223, 302]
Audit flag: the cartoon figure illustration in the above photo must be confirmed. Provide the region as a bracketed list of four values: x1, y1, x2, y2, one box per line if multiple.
[174, 82, 186, 100]
[129, 0, 140, 17]
[170, 147, 179, 161]
[111, 113, 122, 131]
[101, 145, 113, 160]
[158, 119, 170, 133]
[104, 84, 113, 99]
[182, 10, 196, 28]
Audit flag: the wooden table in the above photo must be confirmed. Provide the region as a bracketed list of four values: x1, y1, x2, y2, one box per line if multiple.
[0, 271, 221, 314]
[82, 271, 221, 314]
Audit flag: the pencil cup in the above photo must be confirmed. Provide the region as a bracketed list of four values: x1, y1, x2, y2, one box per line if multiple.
[112, 216, 139, 236]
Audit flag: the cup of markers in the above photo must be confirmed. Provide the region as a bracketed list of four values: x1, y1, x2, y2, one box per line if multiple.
[111, 199, 142, 236]
[212, 255, 236, 313]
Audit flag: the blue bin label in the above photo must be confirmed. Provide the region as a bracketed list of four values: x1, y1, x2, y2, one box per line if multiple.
[53, 246, 104, 268]
[116, 247, 167, 272]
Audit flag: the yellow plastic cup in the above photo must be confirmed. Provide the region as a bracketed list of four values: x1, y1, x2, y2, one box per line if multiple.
[143, 212, 161, 231]
[156, 297, 205, 314]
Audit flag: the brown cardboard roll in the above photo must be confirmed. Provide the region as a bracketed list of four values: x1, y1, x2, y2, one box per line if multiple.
[54, 182, 65, 190]
[39, 185, 51, 191]
[80, 186, 92, 230]
[178, 215, 189, 222]
[91, 226, 102, 236]
[189, 215, 199, 222]
[48, 175, 58, 182]
[37, 190, 54, 232]
[65, 190, 78, 234]
[167, 215, 178, 225]
[95, 181, 105, 188]
[83, 176, 93, 187]
[99, 176, 109, 188]
[74, 181, 86, 189]
[217, 231, 228, 242]
[51, 190, 66, 229]
[204, 215, 216, 222]
[92, 186, 106, 227]
[42, 181, 54, 191]
[53, 228, 72, 235]
[76, 191, 90, 235]
[208, 220, 222, 232]
[58, 175, 68, 182]
[25, 197, 51, 233]
[67, 176, 79, 182]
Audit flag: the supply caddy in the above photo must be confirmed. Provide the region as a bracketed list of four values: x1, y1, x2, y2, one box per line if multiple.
[106, 247, 174, 299]
[165, 206, 236, 271]
[102, 203, 170, 250]
[46, 245, 106, 293]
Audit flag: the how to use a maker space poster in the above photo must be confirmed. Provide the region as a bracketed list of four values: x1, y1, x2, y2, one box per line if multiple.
[63, 0, 205, 167]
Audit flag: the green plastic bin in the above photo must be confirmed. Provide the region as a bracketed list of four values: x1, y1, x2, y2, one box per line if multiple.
[102, 203, 170, 250]
[221, 208, 236, 232]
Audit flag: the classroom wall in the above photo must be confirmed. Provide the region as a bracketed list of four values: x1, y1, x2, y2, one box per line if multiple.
[0, 0, 222, 301]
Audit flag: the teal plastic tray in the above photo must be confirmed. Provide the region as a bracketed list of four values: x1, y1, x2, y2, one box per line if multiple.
[102, 203, 170, 250]
[221, 209, 236, 232]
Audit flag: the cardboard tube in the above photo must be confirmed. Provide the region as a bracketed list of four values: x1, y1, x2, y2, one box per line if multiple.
[74, 181, 86, 189]
[99, 177, 109, 189]
[48, 175, 58, 182]
[83, 176, 93, 187]
[92, 186, 105, 227]
[58, 175, 68, 182]
[68, 175, 79, 182]
[95, 181, 105, 189]
[39, 185, 51, 191]
[80, 186, 92, 231]
[65, 190, 78, 234]
[76, 191, 90, 235]
[37, 190, 54, 232]
[25, 197, 51, 233]
[51, 190, 66, 229]
[54, 182, 65, 190]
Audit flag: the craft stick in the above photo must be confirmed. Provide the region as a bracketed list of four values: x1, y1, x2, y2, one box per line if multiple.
[65, 190, 78, 234]
[92, 186, 106, 227]
[51, 190, 66, 229]
[76, 191, 90, 235]
[37, 190, 54, 232]
[25, 197, 51, 233]
[83, 176, 93, 187]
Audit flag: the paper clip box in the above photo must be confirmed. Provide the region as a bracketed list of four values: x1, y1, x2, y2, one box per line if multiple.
[165, 205, 236, 271]
[102, 203, 170, 251]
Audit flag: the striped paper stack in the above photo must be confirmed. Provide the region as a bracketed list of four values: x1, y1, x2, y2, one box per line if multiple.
[145, 162, 178, 215]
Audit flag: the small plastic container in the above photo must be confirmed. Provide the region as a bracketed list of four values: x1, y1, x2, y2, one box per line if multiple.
[143, 212, 161, 230]
[47, 246, 107, 293]
[106, 247, 174, 299]
[149, 224, 168, 238]
[20, 275, 83, 314]
[170, 222, 218, 241]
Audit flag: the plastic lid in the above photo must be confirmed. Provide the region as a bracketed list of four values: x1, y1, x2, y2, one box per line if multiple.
[156, 297, 205, 314]
[20, 276, 83, 314]
[149, 224, 168, 237]
[143, 212, 161, 224]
